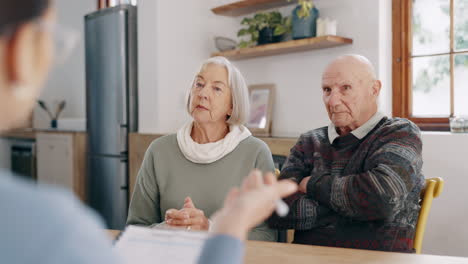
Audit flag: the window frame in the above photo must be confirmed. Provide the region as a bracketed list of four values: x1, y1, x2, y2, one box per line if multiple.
[392, 0, 463, 131]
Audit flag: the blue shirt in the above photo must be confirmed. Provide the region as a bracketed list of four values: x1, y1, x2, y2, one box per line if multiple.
[0, 171, 244, 264]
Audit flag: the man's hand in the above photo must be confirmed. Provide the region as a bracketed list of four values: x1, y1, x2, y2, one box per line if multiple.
[299, 176, 311, 193]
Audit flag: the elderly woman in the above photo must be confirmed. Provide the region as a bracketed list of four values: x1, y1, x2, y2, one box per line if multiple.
[127, 56, 277, 241]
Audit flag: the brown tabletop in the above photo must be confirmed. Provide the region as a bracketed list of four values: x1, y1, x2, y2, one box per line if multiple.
[107, 230, 468, 264]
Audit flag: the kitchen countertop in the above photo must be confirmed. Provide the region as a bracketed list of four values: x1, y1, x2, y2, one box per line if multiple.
[0, 129, 86, 140]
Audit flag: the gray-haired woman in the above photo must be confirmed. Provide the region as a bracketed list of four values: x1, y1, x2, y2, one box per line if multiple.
[127, 56, 277, 241]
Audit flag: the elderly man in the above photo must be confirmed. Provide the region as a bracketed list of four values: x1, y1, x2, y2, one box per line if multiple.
[268, 54, 424, 253]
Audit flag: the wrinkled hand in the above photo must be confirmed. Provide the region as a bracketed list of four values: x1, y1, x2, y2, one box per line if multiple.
[299, 176, 311, 193]
[165, 197, 210, 230]
[211, 170, 298, 241]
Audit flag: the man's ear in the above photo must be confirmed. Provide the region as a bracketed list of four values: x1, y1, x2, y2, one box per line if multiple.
[372, 80, 382, 97]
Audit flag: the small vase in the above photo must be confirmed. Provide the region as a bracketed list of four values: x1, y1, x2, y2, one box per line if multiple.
[292, 5, 319, 40]
[50, 119, 57, 129]
[258, 27, 283, 45]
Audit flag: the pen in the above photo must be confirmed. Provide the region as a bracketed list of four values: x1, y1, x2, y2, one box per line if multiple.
[251, 169, 290, 217]
[275, 199, 289, 217]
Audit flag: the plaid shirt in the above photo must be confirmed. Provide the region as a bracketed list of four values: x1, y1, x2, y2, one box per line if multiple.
[268, 117, 424, 253]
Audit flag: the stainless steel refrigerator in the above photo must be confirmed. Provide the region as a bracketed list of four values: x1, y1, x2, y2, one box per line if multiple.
[85, 4, 138, 229]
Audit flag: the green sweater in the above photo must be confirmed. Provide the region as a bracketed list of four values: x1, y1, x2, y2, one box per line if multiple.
[127, 134, 277, 241]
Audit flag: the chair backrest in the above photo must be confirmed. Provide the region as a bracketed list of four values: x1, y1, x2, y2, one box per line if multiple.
[414, 177, 444, 254]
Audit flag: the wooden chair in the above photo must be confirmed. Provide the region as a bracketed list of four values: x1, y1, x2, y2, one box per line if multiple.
[274, 168, 281, 177]
[274, 169, 296, 243]
[414, 177, 444, 254]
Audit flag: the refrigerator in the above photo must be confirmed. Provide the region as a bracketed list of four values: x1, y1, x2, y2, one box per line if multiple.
[85, 4, 138, 229]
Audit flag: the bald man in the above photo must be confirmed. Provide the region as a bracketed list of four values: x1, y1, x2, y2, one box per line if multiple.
[268, 55, 424, 253]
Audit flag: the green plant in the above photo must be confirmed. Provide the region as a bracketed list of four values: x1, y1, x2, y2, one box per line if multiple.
[237, 11, 291, 48]
[288, 0, 314, 19]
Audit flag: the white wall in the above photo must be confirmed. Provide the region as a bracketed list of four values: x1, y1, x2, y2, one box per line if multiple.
[138, 0, 239, 133]
[33, 0, 95, 129]
[235, 0, 391, 137]
[138, 0, 391, 136]
[421, 133, 468, 256]
[137, 0, 158, 132]
[378, 0, 392, 115]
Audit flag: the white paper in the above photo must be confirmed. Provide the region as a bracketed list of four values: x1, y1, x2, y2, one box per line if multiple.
[114, 225, 209, 264]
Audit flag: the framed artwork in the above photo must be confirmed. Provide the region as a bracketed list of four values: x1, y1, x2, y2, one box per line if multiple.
[246, 84, 275, 136]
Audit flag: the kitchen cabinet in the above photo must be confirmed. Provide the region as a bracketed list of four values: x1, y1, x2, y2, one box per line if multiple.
[35, 132, 87, 201]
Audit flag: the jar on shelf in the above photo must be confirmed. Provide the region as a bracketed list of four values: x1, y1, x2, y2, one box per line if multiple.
[291, 4, 319, 39]
[449, 117, 466, 133]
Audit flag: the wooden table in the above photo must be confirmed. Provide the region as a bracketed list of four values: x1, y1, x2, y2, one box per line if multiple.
[107, 230, 468, 264]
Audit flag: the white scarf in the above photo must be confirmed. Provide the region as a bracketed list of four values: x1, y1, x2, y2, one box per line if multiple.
[176, 121, 252, 164]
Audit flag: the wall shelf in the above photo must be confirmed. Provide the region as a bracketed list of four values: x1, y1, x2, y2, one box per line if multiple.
[211, 0, 291, 17]
[212, 35, 353, 60]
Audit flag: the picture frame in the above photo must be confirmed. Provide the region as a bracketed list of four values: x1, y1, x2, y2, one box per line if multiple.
[246, 84, 275, 136]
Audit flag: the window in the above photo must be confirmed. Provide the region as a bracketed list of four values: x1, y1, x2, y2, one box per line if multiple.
[393, 0, 468, 130]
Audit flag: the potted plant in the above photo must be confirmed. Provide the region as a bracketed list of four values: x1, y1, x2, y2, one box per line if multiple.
[288, 0, 319, 39]
[237, 11, 291, 48]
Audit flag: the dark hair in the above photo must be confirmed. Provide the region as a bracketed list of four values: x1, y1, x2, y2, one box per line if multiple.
[0, 0, 50, 36]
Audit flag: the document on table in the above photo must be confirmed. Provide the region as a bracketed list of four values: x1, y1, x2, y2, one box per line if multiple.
[114, 225, 209, 264]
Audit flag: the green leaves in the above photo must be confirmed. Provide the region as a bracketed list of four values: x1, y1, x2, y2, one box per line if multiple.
[237, 29, 248, 37]
[294, 0, 314, 19]
[274, 17, 292, 36]
[238, 40, 255, 48]
[241, 17, 253, 25]
[237, 11, 292, 48]
[252, 30, 259, 40]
